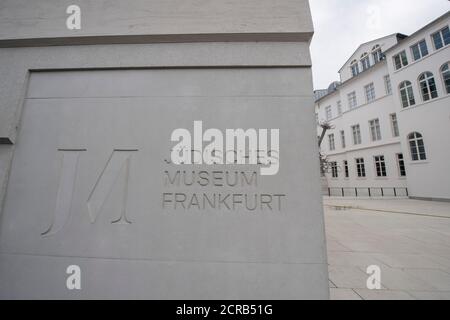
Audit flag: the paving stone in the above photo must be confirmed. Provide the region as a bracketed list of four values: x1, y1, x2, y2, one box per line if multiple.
[325, 198, 450, 299]
[329, 280, 337, 288]
[354, 289, 415, 300]
[329, 288, 362, 300]
[403, 269, 450, 291]
[326, 240, 352, 252]
[408, 291, 450, 300]
[327, 251, 388, 268]
[373, 253, 448, 270]
[328, 265, 384, 289]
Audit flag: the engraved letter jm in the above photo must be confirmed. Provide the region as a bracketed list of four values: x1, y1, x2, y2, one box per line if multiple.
[42, 149, 137, 237]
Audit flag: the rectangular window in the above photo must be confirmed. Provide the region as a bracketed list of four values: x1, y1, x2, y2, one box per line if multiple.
[396, 153, 406, 177]
[356, 158, 366, 178]
[337, 101, 342, 115]
[340, 130, 346, 149]
[400, 82, 416, 108]
[393, 50, 408, 70]
[352, 124, 362, 145]
[351, 64, 360, 77]
[390, 113, 399, 137]
[328, 134, 335, 151]
[331, 162, 338, 178]
[432, 26, 450, 50]
[374, 155, 387, 177]
[344, 160, 349, 178]
[348, 91, 357, 109]
[365, 83, 376, 103]
[361, 56, 371, 71]
[384, 75, 392, 95]
[369, 119, 382, 141]
[443, 64, 450, 94]
[325, 106, 332, 121]
[411, 40, 429, 61]
[373, 49, 383, 63]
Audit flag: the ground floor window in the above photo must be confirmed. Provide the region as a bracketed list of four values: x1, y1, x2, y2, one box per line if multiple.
[355, 158, 366, 178]
[408, 132, 427, 161]
[331, 162, 338, 178]
[396, 153, 406, 177]
[441, 62, 450, 94]
[374, 155, 387, 177]
[344, 160, 349, 178]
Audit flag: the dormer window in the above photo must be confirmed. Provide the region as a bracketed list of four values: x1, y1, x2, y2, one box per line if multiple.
[350, 60, 359, 77]
[372, 45, 384, 63]
[360, 53, 371, 71]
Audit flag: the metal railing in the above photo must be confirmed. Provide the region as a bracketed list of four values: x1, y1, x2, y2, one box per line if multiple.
[324, 187, 409, 198]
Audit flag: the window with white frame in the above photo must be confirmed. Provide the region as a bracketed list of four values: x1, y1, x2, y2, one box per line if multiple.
[441, 62, 450, 94]
[343, 160, 349, 178]
[337, 101, 342, 115]
[372, 45, 384, 63]
[374, 155, 387, 177]
[384, 75, 392, 95]
[350, 60, 359, 77]
[340, 130, 346, 149]
[411, 39, 429, 61]
[328, 134, 335, 151]
[390, 113, 399, 137]
[348, 91, 357, 109]
[408, 132, 427, 161]
[331, 162, 338, 178]
[351, 124, 362, 145]
[432, 26, 450, 50]
[361, 53, 371, 71]
[325, 106, 332, 120]
[369, 118, 382, 141]
[418, 72, 438, 101]
[396, 153, 406, 177]
[399, 81, 416, 108]
[365, 83, 376, 103]
[355, 158, 366, 178]
[393, 50, 408, 70]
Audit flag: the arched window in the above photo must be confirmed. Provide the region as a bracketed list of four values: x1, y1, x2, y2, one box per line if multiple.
[408, 132, 427, 161]
[372, 45, 383, 63]
[350, 60, 359, 77]
[399, 81, 415, 108]
[418, 72, 438, 101]
[360, 53, 371, 71]
[441, 62, 450, 94]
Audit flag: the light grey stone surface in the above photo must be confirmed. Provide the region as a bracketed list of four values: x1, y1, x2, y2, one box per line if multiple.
[0, 68, 328, 299]
[0, 42, 311, 143]
[1, 69, 322, 264]
[325, 198, 450, 300]
[354, 289, 415, 300]
[329, 288, 362, 300]
[0, 0, 313, 42]
[0, 253, 327, 299]
[0, 0, 328, 299]
[408, 291, 450, 300]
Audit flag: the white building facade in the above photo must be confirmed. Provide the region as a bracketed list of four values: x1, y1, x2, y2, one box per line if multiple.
[316, 12, 450, 201]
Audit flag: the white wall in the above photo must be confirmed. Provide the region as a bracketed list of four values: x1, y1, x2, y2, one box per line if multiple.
[386, 15, 450, 200]
[339, 34, 400, 83]
[317, 62, 407, 191]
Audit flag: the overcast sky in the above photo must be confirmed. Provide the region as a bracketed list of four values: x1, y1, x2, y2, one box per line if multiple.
[309, 0, 450, 89]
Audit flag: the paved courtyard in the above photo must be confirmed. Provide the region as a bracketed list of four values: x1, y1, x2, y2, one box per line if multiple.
[324, 197, 450, 300]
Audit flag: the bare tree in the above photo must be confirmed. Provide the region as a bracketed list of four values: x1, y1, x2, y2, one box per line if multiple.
[317, 121, 334, 176]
